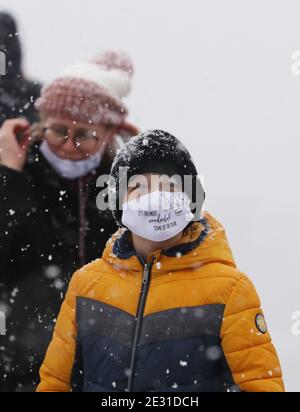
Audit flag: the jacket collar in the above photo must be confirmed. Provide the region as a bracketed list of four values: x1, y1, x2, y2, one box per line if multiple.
[112, 218, 209, 260]
[102, 211, 237, 273]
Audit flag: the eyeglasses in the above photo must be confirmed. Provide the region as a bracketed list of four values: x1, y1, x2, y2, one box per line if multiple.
[43, 125, 103, 151]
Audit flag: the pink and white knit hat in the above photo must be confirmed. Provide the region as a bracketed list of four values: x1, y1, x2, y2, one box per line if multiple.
[35, 49, 134, 126]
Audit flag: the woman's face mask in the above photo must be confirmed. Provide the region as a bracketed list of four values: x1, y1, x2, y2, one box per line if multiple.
[39, 139, 102, 179]
[121, 190, 194, 242]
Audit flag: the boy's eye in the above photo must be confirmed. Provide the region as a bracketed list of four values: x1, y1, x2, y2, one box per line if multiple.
[134, 182, 146, 190]
[128, 183, 141, 194]
[129, 183, 139, 192]
[164, 182, 175, 191]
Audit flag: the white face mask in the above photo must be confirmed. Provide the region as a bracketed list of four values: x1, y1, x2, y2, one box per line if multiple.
[39, 139, 102, 179]
[121, 190, 195, 242]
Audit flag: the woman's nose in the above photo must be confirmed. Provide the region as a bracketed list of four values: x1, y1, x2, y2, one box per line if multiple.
[61, 134, 78, 152]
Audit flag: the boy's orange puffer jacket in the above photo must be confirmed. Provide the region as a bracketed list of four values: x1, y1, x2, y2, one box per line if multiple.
[36, 212, 284, 392]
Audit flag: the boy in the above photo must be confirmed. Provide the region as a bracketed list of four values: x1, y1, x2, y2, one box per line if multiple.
[37, 130, 284, 392]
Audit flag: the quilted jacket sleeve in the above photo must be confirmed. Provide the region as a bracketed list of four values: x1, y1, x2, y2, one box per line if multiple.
[36, 271, 80, 392]
[220, 275, 284, 392]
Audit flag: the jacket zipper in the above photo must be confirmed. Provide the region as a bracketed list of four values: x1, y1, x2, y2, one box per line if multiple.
[127, 257, 155, 392]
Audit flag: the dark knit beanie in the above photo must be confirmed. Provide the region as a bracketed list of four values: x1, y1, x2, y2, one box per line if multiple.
[109, 129, 205, 225]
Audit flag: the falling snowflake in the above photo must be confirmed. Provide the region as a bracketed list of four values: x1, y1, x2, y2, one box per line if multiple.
[206, 346, 221, 361]
[53, 279, 63, 290]
[44, 265, 61, 279]
[11, 287, 19, 298]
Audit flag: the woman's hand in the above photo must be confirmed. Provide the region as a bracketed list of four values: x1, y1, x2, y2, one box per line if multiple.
[0, 118, 32, 172]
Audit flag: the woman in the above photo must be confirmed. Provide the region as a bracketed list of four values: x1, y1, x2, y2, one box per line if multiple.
[0, 50, 138, 391]
[37, 130, 284, 392]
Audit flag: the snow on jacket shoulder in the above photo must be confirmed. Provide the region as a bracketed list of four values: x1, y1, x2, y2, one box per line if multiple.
[36, 211, 285, 392]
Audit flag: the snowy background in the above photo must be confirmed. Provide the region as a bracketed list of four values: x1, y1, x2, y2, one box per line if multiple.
[1, 0, 299, 391]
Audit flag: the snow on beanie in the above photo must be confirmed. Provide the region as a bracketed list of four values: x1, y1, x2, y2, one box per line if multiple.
[109, 129, 205, 225]
[35, 49, 133, 126]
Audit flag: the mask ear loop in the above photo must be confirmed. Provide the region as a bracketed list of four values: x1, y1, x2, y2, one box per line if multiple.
[114, 122, 140, 149]
[98, 125, 119, 156]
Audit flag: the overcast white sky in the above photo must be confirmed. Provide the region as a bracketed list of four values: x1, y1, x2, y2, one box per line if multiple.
[1, 0, 300, 391]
